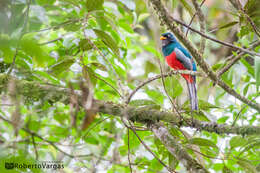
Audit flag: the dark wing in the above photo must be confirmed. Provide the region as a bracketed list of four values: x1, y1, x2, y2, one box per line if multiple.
[174, 48, 193, 70]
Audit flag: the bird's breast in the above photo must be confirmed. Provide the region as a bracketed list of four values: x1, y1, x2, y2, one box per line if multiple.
[166, 51, 193, 82]
[166, 51, 185, 70]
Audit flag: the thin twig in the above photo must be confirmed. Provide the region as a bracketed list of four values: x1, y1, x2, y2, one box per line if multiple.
[232, 95, 259, 127]
[126, 70, 205, 104]
[31, 134, 39, 160]
[127, 121, 176, 173]
[92, 73, 123, 98]
[217, 40, 260, 77]
[158, 60, 175, 110]
[82, 116, 111, 139]
[26, 18, 84, 33]
[39, 37, 63, 45]
[191, 0, 206, 54]
[127, 128, 133, 173]
[186, 0, 206, 36]
[173, 17, 260, 57]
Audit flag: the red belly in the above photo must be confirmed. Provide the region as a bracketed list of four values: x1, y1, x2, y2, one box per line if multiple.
[166, 52, 193, 83]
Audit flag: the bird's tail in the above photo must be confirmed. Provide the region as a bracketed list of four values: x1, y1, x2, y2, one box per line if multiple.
[186, 80, 198, 111]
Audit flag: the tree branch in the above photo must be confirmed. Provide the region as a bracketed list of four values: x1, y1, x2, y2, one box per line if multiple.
[0, 74, 259, 135]
[148, 0, 260, 112]
[151, 123, 209, 173]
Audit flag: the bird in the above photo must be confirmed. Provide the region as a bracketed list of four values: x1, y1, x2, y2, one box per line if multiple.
[160, 32, 198, 111]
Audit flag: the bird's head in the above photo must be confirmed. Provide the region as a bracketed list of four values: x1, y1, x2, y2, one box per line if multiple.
[160, 32, 177, 47]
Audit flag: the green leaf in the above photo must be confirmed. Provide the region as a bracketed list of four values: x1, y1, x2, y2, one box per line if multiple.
[217, 116, 229, 124]
[48, 145, 57, 159]
[237, 159, 258, 173]
[241, 58, 254, 76]
[28, 120, 41, 132]
[79, 39, 93, 51]
[230, 136, 247, 148]
[145, 89, 164, 105]
[168, 152, 178, 170]
[240, 25, 250, 37]
[123, 130, 140, 150]
[34, 71, 60, 84]
[188, 138, 218, 148]
[20, 35, 52, 67]
[255, 56, 260, 92]
[86, 0, 104, 12]
[243, 83, 250, 95]
[82, 66, 97, 87]
[93, 29, 120, 57]
[89, 62, 107, 71]
[198, 100, 220, 111]
[145, 61, 158, 74]
[138, 13, 150, 23]
[213, 163, 224, 171]
[223, 165, 234, 173]
[119, 21, 134, 33]
[50, 57, 75, 76]
[179, 0, 193, 16]
[0, 34, 16, 63]
[239, 140, 260, 156]
[165, 76, 183, 98]
[218, 21, 238, 30]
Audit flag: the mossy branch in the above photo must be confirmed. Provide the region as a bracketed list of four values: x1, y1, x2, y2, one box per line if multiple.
[0, 74, 259, 136]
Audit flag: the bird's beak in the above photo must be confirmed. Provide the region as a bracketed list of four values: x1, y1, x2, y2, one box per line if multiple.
[160, 36, 167, 40]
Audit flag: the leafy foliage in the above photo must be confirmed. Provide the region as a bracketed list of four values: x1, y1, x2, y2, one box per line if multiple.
[0, 0, 259, 172]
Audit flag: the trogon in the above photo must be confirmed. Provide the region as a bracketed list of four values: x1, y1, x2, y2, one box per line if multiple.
[160, 32, 198, 110]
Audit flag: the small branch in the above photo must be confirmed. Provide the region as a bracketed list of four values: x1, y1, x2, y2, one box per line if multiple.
[232, 96, 259, 126]
[190, 0, 206, 54]
[126, 70, 205, 104]
[217, 40, 260, 77]
[151, 123, 209, 173]
[173, 17, 260, 56]
[27, 18, 84, 34]
[92, 73, 123, 98]
[127, 128, 133, 173]
[186, 0, 206, 36]
[158, 60, 177, 113]
[31, 134, 39, 160]
[126, 121, 176, 173]
[39, 37, 63, 45]
[149, 0, 260, 112]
